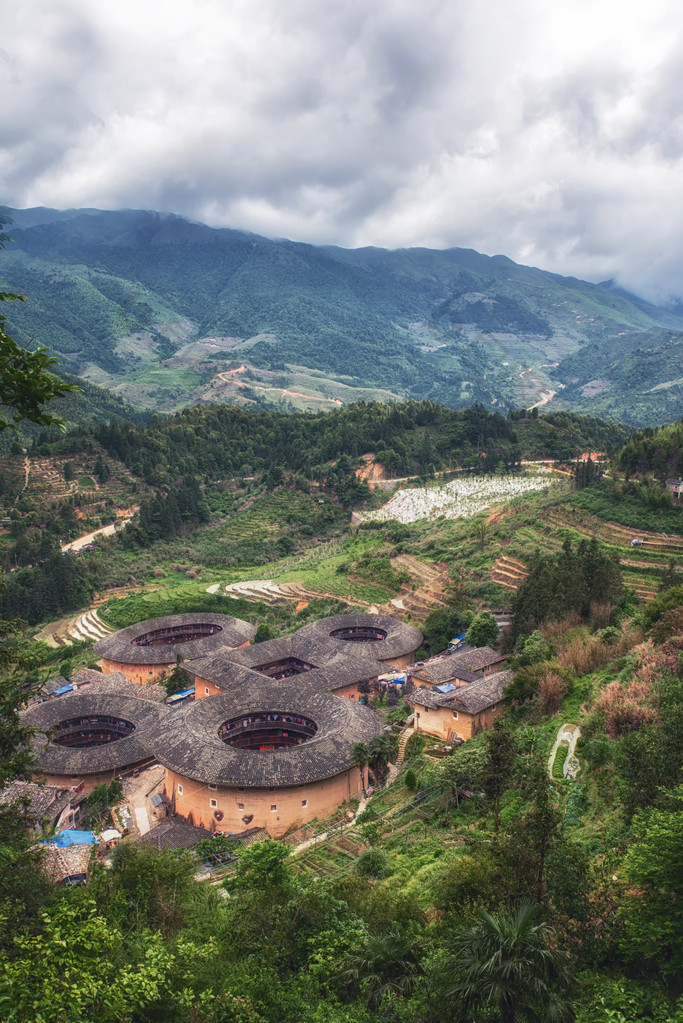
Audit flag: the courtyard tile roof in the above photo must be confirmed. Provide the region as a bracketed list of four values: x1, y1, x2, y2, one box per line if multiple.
[94, 613, 256, 665]
[23, 691, 170, 776]
[149, 676, 382, 788]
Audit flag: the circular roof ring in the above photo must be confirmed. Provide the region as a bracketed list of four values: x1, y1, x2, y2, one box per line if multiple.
[94, 613, 256, 666]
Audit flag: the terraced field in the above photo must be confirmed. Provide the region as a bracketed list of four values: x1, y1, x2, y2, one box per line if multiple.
[488, 500, 679, 601]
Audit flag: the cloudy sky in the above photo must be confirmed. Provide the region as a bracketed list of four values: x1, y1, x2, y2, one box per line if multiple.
[2, 0, 683, 300]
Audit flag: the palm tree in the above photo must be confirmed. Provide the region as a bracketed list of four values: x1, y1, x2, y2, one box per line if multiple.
[337, 926, 422, 1006]
[352, 742, 369, 794]
[446, 902, 572, 1023]
[368, 733, 397, 783]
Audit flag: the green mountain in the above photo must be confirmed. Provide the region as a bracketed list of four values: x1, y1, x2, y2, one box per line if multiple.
[2, 206, 682, 423]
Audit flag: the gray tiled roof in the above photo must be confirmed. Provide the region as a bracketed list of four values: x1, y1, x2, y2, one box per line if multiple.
[93, 613, 256, 665]
[409, 670, 513, 715]
[412, 659, 481, 685]
[41, 843, 93, 883]
[0, 780, 73, 822]
[295, 613, 422, 662]
[139, 818, 212, 850]
[22, 691, 170, 776]
[193, 648, 381, 695]
[149, 677, 382, 788]
[444, 646, 507, 672]
[69, 668, 168, 702]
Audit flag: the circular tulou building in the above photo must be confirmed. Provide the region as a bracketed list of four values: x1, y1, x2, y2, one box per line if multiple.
[149, 680, 383, 837]
[294, 612, 423, 670]
[23, 692, 169, 792]
[94, 613, 256, 684]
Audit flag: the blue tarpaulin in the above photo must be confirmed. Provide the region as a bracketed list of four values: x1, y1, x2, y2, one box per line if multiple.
[53, 684, 74, 696]
[166, 688, 194, 704]
[436, 683, 458, 694]
[49, 830, 98, 848]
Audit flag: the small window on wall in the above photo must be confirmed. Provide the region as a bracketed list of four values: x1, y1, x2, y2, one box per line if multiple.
[208, 784, 217, 791]
[238, 802, 244, 810]
[209, 798, 217, 808]
[451, 711, 458, 719]
[301, 799, 308, 807]
[204, 687, 210, 696]
[270, 804, 277, 811]
[177, 784, 184, 795]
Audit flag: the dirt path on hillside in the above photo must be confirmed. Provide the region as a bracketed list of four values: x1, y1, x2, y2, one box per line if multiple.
[215, 372, 342, 406]
[61, 508, 138, 552]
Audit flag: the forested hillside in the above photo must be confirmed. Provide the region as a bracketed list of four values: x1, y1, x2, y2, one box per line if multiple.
[3, 206, 683, 422]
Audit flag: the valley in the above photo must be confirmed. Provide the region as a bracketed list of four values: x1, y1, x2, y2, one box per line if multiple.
[2, 396, 683, 1023]
[4, 206, 683, 424]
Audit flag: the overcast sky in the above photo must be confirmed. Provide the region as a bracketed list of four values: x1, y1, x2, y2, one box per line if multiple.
[2, 0, 683, 300]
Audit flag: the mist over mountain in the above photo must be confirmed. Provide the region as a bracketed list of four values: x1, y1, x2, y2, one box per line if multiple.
[2, 206, 683, 426]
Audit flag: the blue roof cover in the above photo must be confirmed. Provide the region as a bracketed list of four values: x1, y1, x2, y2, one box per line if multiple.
[53, 683, 74, 696]
[167, 688, 195, 702]
[49, 830, 98, 847]
[435, 683, 458, 694]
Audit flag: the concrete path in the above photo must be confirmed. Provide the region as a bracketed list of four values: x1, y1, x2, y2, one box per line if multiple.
[134, 806, 151, 835]
[548, 722, 581, 780]
[61, 511, 136, 552]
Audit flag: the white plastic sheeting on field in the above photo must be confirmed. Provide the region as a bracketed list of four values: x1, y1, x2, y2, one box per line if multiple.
[359, 475, 554, 525]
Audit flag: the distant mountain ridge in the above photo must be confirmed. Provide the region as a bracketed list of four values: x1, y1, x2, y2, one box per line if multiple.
[2, 205, 683, 425]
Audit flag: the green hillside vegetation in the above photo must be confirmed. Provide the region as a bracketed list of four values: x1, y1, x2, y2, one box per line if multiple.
[0, 400, 669, 630]
[4, 206, 683, 422]
[557, 330, 683, 426]
[3, 252, 683, 1019]
[2, 542, 683, 1021]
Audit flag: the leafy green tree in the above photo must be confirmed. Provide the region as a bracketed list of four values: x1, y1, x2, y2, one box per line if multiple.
[163, 658, 193, 696]
[255, 622, 276, 643]
[619, 787, 683, 977]
[367, 733, 397, 783]
[423, 607, 473, 655]
[438, 739, 488, 807]
[446, 902, 573, 1023]
[91, 843, 197, 937]
[466, 611, 499, 648]
[234, 838, 291, 890]
[355, 848, 390, 879]
[0, 899, 173, 1023]
[80, 780, 122, 831]
[482, 717, 517, 833]
[194, 833, 239, 862]
[0, 221, 77, 432]
[514, 629, 553, 667]
[514, 759, 562, 901]
[336, 925, 422, 1007]
[352, 742, 369, 793]
[473, 518, 489, 551]
[0, 622, 54, 946]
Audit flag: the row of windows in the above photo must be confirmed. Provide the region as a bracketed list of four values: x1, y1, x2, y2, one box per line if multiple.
[175, 784, 308, 811]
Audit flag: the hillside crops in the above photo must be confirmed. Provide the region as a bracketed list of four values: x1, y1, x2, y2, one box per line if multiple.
[360, 474, 557, 525]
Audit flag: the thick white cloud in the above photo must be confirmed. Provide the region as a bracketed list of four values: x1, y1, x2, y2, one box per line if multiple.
[2, 0, 683, 300]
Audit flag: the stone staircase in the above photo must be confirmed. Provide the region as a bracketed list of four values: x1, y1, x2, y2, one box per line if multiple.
[395, 725, 415, 768]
